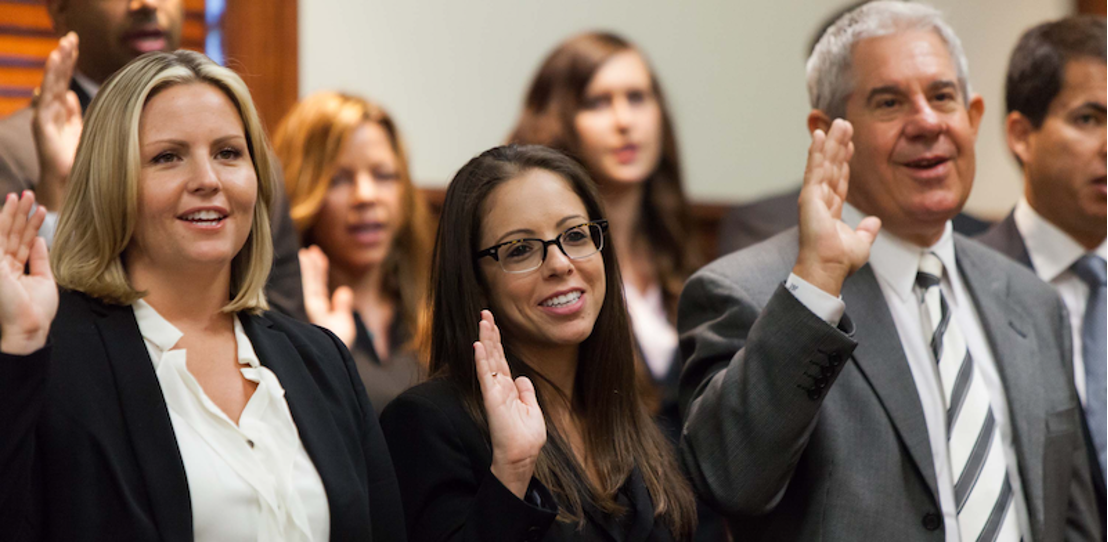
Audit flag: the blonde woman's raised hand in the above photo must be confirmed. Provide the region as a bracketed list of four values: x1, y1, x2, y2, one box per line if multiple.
[793, 119, 881, 297]
[298, 246, 356, 347]
[474, 310, 547, 499]
[32, 32, 82, 210]
[0, 192, 56, 354]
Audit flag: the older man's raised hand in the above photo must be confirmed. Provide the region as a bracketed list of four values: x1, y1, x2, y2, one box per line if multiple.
[32, 32, 83, 211]
[792, 119, 881, 297]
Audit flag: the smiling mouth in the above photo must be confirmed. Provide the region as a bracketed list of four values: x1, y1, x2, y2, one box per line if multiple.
[540, 290, 582, 308]
[178, 209, 227, 226]
[903, 156, 950, 169]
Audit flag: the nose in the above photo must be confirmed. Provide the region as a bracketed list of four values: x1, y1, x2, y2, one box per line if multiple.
[612, 96, 632, 131]
[353, 173, 378, 204]
[903, 98, 943, 140]
[187, 156, 222, 194]
[541, 241, 574, 278]
[129, 0, 157, 11]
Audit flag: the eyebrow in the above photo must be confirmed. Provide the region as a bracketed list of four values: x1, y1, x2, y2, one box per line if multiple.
[493, 214, 587, 244]
[864, 79, 958, 102]
[1077, 102, 1107, 115]
[142, 134, 247, 149]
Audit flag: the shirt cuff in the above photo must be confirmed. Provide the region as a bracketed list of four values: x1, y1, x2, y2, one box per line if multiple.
[786, 273, 845, 326]
[39, 209, 58, 248]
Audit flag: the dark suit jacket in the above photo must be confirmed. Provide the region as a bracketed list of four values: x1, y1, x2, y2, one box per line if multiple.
[717, 186, 993, 255]
[0, 290, 405, 541]
[0, 81, 307, 321]
[678, 228, 1099, 541]
[380, 378, 678, 542]
[978, 211, 1108, 527]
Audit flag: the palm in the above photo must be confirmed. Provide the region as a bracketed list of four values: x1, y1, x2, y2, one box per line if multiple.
[475, 311, 546, 466]
[0, 193, 56, 354]
[299, 246, 356, 347]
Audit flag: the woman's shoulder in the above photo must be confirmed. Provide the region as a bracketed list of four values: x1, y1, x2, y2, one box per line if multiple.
[383, 378, 467, 418]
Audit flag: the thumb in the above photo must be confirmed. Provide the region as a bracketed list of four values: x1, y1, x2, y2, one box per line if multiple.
[28, 237, 53, 281]
[331, 285, 354, 315]
[854, 216, 882, 246]
[515, 376, 539, 409]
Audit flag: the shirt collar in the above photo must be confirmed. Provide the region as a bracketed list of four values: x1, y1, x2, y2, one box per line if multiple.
[842, 203, 957, 303]
[72, 70, 100, 100]
[132, 298, 260, 369]
[1013, 197, 1108, 281]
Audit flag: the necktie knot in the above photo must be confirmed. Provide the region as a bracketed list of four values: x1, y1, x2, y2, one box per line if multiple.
[1071, 254, 1107, 288]
[916, 251, 944, 290]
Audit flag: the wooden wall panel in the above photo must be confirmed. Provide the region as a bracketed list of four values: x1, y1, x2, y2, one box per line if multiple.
[1077, 0, 1106, 16]
[221, 0, 299, 136]
[0, 1, 207, 117]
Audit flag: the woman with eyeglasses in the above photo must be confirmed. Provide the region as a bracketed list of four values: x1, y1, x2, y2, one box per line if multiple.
[379, 144, 697, 541]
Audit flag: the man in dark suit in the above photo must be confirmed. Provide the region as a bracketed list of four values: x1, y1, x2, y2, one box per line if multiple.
[977, 15, 1107, 519]
[0, 0, 305, 319]
[678, 2, 1099, 541]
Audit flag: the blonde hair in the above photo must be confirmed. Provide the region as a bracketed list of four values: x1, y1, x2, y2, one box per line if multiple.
[273, 91, 432, 347]
[51, 50, 275, 313]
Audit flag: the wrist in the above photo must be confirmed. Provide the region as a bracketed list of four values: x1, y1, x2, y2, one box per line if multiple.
[490, 455, 537, 499]
[792, 260, 845, 298]
[0, 330, 47, 355]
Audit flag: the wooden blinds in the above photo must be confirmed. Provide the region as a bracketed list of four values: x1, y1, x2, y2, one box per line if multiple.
[0, 0, 208, 117]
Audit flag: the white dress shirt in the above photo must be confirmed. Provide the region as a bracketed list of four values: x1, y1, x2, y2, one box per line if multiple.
[1014, 197, 1108, 405]
[133, 300, 330, 542]
[788, 204, 1032, 542]
[624, 282, 679, 379]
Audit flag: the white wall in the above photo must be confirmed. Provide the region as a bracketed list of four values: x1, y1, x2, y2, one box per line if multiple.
[300, 0, 1070, 219]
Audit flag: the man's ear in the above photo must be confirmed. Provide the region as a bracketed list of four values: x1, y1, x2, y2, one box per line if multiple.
[46, 0, 69, 34]
[1005, 110, 1034, 167]
[807, 110, 832, 135]
[967, 93, 986, 135]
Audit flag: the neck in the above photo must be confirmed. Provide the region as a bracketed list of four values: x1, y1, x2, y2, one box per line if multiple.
[127, 259, 234, 327]
[1025, 187, 1107, 251]
[600, 182, 653, 292]
[331, 261, 388, 306]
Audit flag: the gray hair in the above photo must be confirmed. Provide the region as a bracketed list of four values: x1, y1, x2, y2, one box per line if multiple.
[806, 1, 971, 119]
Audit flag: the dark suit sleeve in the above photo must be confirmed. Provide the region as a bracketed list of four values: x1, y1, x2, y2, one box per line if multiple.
[321, 328, 408, 541]
[677, 270, 857, 517]
[0, 346, 50, 539]
[380, 392, 557, 542]
[264, 183, 307, 321]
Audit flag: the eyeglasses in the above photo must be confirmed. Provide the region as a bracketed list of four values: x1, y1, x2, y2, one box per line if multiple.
[476, 220, 609, 274]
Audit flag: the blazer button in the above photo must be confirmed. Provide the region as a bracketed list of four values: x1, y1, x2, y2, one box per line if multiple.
[807, 388, 821, 401]
[827, 352, 842, 366]
[921, 512, 942, 531]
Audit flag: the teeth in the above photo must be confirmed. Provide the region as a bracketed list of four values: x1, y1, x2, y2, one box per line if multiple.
[541, 291, 582, 308]
[182, 210, 224, 221]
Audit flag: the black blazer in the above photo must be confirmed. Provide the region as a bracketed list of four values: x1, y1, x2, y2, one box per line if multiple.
[380, 379, 678, 542]
[0, 290, 405, 541]
[977, 211, 1108, 528]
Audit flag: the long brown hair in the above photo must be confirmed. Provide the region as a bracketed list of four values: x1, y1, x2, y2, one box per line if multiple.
[509, 32, 699, 319]
[428, 144, 696, 539]
[272, 92, 433, 347]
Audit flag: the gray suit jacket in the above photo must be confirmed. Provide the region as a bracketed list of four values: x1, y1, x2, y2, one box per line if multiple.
[978, 210, 1108, 527]
[0, 96, 307, 321]
[678, 228, 1099, 541]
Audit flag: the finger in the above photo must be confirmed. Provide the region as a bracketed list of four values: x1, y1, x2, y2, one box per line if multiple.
[65, 90, 80, 119]
[0, 193, 18, 254]
[515, 376, 539, 409]
[27, 236, 53, 281]
[803, 130, 828, 186]
[15, 206, 46, 266]
[473, 341, 494, 397]
[7, 192, 34, 255]
[331, 286, 354, 315]
[855, 216, 882, 246]
[480, 313, 510, 377]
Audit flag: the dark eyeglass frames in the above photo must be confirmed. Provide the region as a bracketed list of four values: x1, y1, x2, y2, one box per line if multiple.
[475, 220, 609, 274]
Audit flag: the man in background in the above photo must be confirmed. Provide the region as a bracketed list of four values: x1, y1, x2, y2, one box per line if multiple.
[0, 0, 305, 319]
[977, 15, 1107, 524]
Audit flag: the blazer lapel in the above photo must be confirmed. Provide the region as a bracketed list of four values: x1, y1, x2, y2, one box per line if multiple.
[841, 265, 940, 501]
[239, 313, 363, 537]
[955, 239, 1046, 537]
[91, 299, 193, 542]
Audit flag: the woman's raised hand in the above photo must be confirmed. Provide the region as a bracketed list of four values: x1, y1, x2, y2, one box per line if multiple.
[0, 192, 56, 354]
[474, 310, 546, 499]
[298, 245, 356, 347]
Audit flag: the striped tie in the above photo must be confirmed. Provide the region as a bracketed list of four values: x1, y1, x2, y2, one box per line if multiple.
[916, 252, 1021, 542]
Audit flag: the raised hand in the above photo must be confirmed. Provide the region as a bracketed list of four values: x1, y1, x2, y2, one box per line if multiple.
[298, 246, 356, 347]
[474, 310, 546, 499]
[32, 32, 83, 210]
[793, 119, 881, 297]
[0, 192, 57, 354]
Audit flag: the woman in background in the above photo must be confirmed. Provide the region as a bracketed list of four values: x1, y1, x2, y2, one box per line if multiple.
[380, 145, 697, 541]
[509, 32, 702, 439]
[274, 92, 433, 412]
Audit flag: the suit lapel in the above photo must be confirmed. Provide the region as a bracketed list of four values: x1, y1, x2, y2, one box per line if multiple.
[841, 265, 940, 500]
[239, 313, 361, 537]
[91, 299, 193, 542]
[955, 238, 1046, 536]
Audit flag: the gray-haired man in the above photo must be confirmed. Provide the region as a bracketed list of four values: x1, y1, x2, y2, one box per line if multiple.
[678, 2, 1099, 541]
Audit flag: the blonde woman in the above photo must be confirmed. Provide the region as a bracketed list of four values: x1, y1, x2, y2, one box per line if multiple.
[0, 51, 404, 541]
[274, 92, 433, 412]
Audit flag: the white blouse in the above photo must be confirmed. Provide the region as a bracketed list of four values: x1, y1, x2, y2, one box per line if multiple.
[132, 300, 330, 542]
[623, 283, 679, 380]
